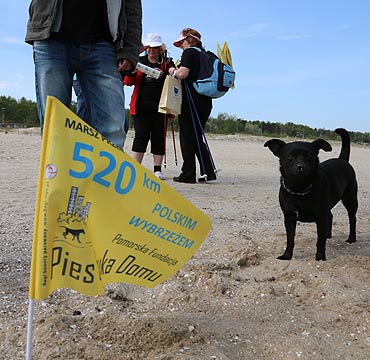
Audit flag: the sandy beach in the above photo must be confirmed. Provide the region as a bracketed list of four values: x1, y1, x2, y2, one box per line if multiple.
[0, 129, 369, 359]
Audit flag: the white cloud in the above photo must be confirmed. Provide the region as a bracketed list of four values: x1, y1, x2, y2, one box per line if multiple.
[0, 80, 11, 90]
[336, 24, 350, 30]
[230, 23, 271, 39]
[14, 74, 24, 81]
[1, 37, 24, 44]
[276, 34, 310, 41]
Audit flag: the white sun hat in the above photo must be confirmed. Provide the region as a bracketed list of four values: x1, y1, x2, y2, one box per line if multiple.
[144, 33, 163, 47]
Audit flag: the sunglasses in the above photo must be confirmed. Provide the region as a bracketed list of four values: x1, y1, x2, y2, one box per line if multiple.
[180, 37, 189, 45]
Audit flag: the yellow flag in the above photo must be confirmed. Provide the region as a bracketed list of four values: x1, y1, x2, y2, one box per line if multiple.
[217, 41, 225, 63]
[222, 41, 233, 67]
[222, 41, 235, 88]
[29, 97, 212, 300]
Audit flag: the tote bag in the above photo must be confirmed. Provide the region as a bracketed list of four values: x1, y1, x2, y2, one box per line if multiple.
[158, 75, 182, 115]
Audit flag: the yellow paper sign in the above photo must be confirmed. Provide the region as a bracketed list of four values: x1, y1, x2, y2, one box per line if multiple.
[29, 97, 212, 300]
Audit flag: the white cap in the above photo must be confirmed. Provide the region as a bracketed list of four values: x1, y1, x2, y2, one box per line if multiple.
[144, 33, 163, 47]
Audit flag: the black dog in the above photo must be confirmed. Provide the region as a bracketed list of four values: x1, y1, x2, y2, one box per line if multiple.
[264, 128, 358, 261]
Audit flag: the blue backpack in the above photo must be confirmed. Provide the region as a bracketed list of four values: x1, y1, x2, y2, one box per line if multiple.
[191, 47, 236, 98]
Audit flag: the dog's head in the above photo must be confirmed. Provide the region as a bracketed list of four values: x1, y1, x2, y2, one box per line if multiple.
[264, 138, 332, 179]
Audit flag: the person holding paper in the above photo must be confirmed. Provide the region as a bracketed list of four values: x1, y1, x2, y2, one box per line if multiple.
[123, 33, 175, 180]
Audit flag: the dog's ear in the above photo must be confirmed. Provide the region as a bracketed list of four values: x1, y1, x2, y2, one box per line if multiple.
[311, 139, 332, 153]
[264, 139, 286, 157]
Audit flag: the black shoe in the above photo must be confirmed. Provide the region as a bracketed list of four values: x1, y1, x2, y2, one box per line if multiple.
[173, 176, 196, 184]
[198, 173, 217, 182]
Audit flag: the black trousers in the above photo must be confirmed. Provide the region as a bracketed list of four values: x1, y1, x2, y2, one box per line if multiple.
[132, 110, 167, 155]
[178, 104, 214, 181]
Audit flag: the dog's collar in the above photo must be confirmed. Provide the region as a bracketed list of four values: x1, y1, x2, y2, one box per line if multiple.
[281, 177, 312, 196]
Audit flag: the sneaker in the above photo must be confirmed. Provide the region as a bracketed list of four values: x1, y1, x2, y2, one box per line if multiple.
[154, 171, 165, 180]
[198, 173, 217, 182]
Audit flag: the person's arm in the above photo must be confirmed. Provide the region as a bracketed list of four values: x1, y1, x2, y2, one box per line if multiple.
[168, 66, 189, 80]
[116, 0, 142, 71]
[118, 59, 134, 72]
[168, 48, 197, 80]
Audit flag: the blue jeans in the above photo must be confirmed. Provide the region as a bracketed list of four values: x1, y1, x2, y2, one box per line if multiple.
[33, 39, 126, 148]
[72, 77, 91, 123]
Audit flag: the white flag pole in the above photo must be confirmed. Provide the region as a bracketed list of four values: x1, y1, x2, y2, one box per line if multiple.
[26, 299, 34, 360]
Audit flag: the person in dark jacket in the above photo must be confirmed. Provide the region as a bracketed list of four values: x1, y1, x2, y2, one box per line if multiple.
[25, 0, 142, 149]
[168, 28, 216, 183]
[123, 33, 174, 180]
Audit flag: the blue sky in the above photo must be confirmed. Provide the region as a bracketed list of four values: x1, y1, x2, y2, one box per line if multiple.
[0, 0, 369, 132]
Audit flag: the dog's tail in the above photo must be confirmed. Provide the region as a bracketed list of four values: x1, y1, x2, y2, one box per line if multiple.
[335, 128, 350, 161]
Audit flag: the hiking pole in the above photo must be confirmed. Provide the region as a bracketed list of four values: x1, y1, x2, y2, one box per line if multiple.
[184, 81, 218, 174]
[184, 81, 217, 173]
[163, 114, 167, 168]
[187, 88, 217, 173]
[184, 81, 207, 179]
[171, 118, 178, 165]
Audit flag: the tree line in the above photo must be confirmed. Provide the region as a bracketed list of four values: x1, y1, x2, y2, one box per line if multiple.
[1, 95, 369, 144]
[205, 113, 370, 144]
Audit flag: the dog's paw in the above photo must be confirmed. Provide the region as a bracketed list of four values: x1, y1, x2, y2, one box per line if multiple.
[346, 237, 356, 244]
[277, 254, 292, 261]
[315, 254, 326, 261]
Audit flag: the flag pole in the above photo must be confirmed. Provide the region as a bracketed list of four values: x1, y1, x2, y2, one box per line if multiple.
[26, 299, 34, 360]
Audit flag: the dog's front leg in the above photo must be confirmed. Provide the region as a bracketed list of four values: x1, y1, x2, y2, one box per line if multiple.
[327, 211, 333, 239]
[315, 219, 328, 261]
[278, 212, 297, 260]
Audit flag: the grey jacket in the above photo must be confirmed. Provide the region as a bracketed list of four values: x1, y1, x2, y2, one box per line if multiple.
[25, 0, 142, 66]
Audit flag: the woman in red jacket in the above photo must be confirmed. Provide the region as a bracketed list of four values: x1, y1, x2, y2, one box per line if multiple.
[123, 33, 175, 180]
